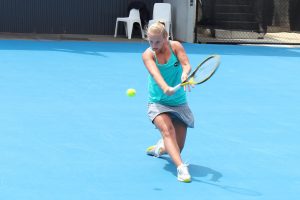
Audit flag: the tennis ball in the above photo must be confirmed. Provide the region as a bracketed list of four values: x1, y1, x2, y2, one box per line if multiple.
[126, 88, 136, 97]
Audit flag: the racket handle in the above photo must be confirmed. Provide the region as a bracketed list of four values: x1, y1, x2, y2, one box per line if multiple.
[172, 84, 182, 92]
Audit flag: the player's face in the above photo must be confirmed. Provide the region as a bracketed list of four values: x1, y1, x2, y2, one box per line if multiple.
[148, 33, 165, 52]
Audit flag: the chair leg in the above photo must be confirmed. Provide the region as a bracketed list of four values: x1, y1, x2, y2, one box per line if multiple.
[127, 22, 133, 39]
[139, 23, 145, 38]
[114, 21, 118, 37]
[165, 23, 173, 40]
[170, 24, 174, 40]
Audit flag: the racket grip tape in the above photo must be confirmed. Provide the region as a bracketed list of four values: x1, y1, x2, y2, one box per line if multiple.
[172, 84, 182, 92]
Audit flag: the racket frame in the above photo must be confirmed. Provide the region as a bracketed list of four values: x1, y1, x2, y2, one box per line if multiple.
[173, 55, 220, 91]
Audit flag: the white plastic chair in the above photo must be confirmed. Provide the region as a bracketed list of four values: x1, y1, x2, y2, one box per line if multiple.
[148, 3, 174, 40]
[114, 9, 145, 39]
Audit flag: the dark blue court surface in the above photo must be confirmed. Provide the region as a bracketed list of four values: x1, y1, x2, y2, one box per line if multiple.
[0, 40, 299, 200]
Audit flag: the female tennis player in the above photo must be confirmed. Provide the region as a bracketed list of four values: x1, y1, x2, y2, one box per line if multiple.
[142, 21, 194, 183]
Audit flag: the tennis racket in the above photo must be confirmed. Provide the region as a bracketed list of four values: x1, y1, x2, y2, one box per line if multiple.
[173, 55, 220, 92]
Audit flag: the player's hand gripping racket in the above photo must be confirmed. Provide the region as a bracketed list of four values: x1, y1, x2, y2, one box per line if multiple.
[172, 55, 220, 92]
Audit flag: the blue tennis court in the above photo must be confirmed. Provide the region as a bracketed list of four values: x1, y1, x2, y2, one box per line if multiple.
[0, 39, 299, 200]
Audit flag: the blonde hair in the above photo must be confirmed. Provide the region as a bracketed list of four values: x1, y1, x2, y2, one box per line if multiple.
[147, 21, 169, 38]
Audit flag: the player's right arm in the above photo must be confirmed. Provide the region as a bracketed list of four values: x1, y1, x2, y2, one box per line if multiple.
[142, 49, 174, 95]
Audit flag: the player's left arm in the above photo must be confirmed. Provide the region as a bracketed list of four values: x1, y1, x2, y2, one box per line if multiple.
[172, 41, 191, 82]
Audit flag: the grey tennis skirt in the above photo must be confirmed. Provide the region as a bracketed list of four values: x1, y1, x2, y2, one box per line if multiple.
[148, 103, 194, 128]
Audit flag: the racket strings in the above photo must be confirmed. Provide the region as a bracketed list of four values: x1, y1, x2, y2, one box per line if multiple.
[192, 58, 219, 84]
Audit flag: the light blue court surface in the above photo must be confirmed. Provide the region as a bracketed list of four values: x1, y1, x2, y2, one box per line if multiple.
[0, 40, 300, 200]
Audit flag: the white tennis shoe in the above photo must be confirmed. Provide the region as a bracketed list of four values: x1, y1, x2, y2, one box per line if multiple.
[177, 163, 191, 183]
[146, 139, 165, 157]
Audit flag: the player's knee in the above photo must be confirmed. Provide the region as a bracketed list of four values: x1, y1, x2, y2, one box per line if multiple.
[160, 125, 175, 138]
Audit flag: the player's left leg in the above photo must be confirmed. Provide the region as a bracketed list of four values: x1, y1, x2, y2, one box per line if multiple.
[172, 118, 187, 152]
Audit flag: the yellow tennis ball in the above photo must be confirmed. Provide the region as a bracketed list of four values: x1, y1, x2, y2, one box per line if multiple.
[126, 88, 136, 97]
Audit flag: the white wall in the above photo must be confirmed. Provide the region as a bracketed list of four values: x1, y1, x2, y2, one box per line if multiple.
[163, 0, 196, 42]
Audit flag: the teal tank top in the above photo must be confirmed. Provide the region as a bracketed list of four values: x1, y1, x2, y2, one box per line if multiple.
[148, 43, 187, 106]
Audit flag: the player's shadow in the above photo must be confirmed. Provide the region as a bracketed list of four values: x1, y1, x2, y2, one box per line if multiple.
[161, 156, 262, 197]
[161, 156, 222, 181]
